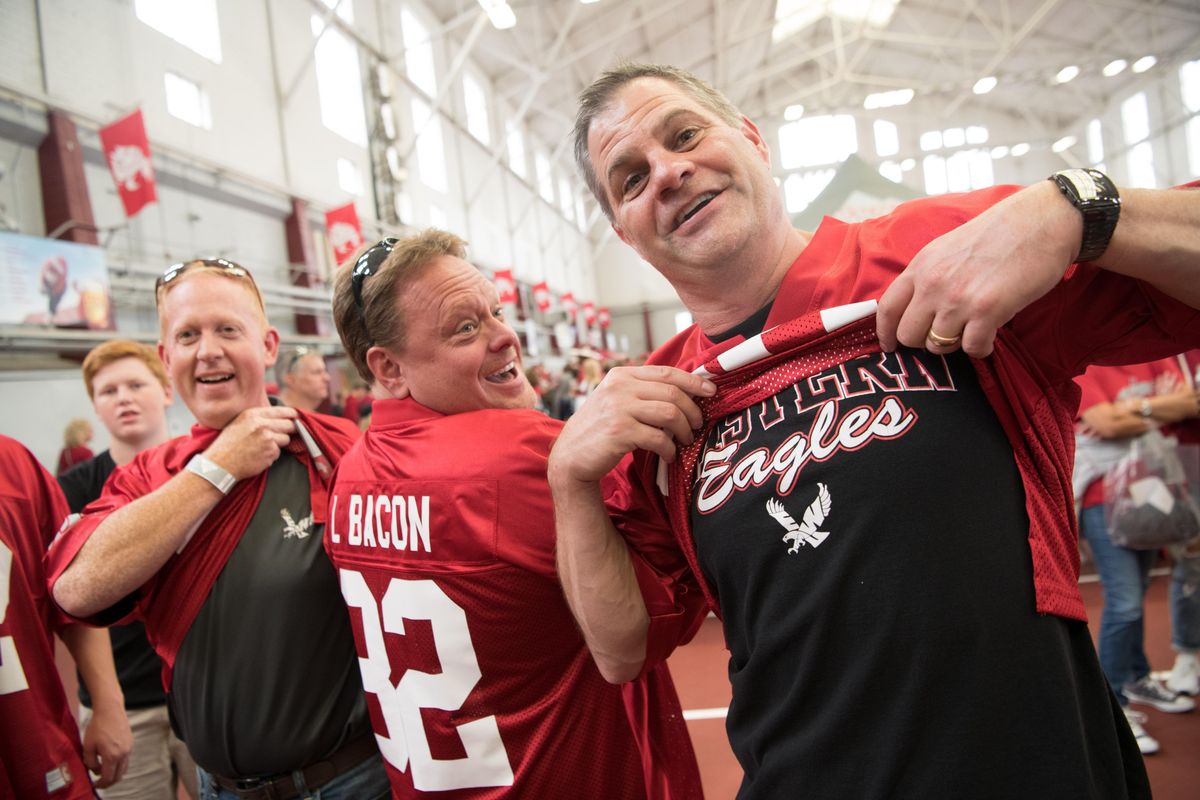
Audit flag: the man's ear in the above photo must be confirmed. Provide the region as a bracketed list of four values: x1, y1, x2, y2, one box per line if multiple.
[613, 222, 630, 246]
[741, 115, 770, 166]
[261, 327, 282, 367]
[366, 346, 410, 400]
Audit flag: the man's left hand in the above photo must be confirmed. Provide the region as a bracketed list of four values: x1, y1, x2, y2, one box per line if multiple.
[82, 704, 132, 788]
[876, 180, 1081, 358]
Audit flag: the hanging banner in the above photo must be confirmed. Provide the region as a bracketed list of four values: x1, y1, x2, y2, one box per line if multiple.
[0, 231, 113, 329]
[597, 307, 611, 330]
[582, 301, 597, 328]
[532, 280, 552, 312]
[98, 109, 158, 218]
[326, 202, 364, 266]
[493, 269, 517, 305]
[560, 292, 577, 320]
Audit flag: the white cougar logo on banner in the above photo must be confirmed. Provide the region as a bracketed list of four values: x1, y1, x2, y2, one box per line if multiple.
[766, 484, 832, 553]
[108, 145, 153, 190]
[329, 222, 363, 255]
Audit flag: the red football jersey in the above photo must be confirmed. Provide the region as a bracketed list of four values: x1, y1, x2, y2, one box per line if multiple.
[326, 399, 702, 799]
[0, 436, 93, 799]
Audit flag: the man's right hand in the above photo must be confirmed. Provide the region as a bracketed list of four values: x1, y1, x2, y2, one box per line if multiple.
[549, 365, 716, 485]
[204, 405, 298, 480]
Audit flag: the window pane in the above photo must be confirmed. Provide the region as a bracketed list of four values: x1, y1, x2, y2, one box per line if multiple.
[965, 126, 988, 145]
[313, 17, 367, 146]
[464, 74, 491, 145]
[879, 160, 902, 183]
[535, 152, 555, 203]
[919, 130, 942, 151]
[873, 120, 899, 157]
[164, 72, 212, 129]
[967, 150, 993, 189]
[412, 99, 448, 193]
[402, 8, 437, 96]
[1121, 92, 1150, 144]
[945, 150, 971, 192]
[1182, 60, 1200, 114]
[506, 122, 526, 177]
[778, 115, 857, 169]
[922, 155, 947, 195]
[135, 0, 222, 63]
[337, 158, 363, 195]
[943, 127, 965, 148]
[1127, 141, 1157, 188]
[1188, 117, 1200, 179]
[559, 178, 575, 220]
[783, 169, 834, 214]
[1087, 119, 1104, 167]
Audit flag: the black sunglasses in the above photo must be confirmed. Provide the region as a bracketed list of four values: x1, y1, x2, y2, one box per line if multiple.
[156, 258, 263, 310]
[351, 238, 398, 313]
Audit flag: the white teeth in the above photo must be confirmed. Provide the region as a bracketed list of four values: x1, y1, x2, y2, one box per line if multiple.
[677, 193, 716, 227]
[488, 362, 515, 380]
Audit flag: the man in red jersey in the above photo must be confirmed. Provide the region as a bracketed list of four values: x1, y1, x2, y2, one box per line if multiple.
[327, 229, 702, 798]
[0, 435, 130, 797]
[46, 259, 389, 800]
[550, 63, 1200, 799]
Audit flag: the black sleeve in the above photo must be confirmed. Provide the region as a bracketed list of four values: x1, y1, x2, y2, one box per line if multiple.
[56, 454, 113, 514]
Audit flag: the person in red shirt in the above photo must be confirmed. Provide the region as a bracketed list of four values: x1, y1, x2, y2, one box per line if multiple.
[0, 434, 130, 797]
[551, 63, 1200, 798]
[327, 229, 702, 799]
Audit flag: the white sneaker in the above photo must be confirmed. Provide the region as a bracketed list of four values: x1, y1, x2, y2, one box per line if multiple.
[1123, 675, 1196, 713]
[1123, 708, 1160, 755]
[1166, 653, 1200, 696]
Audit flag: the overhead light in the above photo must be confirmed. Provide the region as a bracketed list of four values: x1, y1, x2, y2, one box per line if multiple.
[863, 88, 914, 110]
[972, 76, 997, 95]
[784, 104, 805, 121]
[1132, 55, 1157, 73]
[1052, 135, 1077, 153]
[1055, 65, 1080, 84]
[581, 0, 602, 4]
[1011, 142, 1030, 157]
[990, 145, 1009, 159]
[1102, 59, 1127, 77]
[478, 0, 516, 29]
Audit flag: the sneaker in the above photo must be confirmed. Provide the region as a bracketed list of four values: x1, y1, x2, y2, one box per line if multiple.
[1123, 675, 1196, 713]
[1123, 708, 1160, 755]
[1166, 653, 1200, 696]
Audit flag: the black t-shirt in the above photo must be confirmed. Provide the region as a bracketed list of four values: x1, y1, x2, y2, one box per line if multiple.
[168, 452, 370, 777]
[690, 333, 1148, 798]
[58, 451, 166, 710]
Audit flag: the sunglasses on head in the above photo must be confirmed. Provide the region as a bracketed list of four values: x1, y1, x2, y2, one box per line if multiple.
[155, 257, 263, 311]
[351, 238, 398, 313]
[282, 346, 316, 374]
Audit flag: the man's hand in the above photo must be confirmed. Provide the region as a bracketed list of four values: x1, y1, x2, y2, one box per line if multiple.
[877, 180, 1081, 358]
[81, 703, 132, 788]
[549, 365, 716, 485]
[204, 405, 298, 480]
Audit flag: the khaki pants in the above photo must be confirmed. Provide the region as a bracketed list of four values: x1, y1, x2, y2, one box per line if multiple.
[78, 704, 198, 800]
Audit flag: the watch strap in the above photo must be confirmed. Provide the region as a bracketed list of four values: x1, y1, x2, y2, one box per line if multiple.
[186, 454, 236, 495]
[1048, 168, 1121, 263]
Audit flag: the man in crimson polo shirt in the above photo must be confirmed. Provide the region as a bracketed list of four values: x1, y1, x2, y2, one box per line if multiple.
[550, 63, 1200, 798]
[46, 260, 389, 799]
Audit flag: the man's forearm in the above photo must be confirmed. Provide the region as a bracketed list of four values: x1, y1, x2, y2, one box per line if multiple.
[1096, 187, 1200, 308]
[59, 624, 123, 712]
[53, 471, 226, 617]
[551, 475, 650, 684]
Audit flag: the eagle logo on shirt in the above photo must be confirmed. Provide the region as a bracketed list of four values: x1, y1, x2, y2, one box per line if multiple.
[766, 484, 832, 553]
[281, 508, 313, 539]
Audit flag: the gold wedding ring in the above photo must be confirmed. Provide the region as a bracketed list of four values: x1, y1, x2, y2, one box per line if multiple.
[926, 328, 962, 348]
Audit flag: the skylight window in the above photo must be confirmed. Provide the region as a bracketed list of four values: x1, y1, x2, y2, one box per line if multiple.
[464, 73, 491, 145]
[164, 72, 212, 129]
[135, 0, 222, 63]
[311, 2, 367, 147]
[402, 7, 437, 97]
[773, 0, 899, 43]
[412, 99, 447, 193]
[506, 122, 527, 178]
[535, 152, 555, 204]
[873, 120, 898, 157]
[778, 114, 857, 169]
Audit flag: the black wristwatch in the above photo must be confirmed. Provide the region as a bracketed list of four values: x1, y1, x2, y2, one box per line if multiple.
[1048, 168, 1121, 263]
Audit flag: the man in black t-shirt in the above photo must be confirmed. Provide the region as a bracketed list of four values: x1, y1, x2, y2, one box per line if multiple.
[59, 338, 198, 799]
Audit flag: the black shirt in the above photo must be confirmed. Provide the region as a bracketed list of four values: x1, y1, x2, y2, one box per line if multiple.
[168, 452, 370, 777]
[58, 451, 166, 710]
[690, 325, 1148, 797]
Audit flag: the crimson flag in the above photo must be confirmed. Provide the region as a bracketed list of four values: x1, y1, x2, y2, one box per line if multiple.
[326, 202, 364, 266]
[598, 307, 611, 329]
[99, 109, 158, 218]
[532, 281, 552, 312]
[561, 292, 577, 320]
[493, 269, 518, 305]
[583, 301, 597, 327]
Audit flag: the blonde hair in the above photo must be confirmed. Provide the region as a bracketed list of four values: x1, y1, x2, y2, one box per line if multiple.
[81, 339, 168, 399]
[63, 418, 92, 447]
[332, 229, 467, 384]
[155, 260, 268, 333]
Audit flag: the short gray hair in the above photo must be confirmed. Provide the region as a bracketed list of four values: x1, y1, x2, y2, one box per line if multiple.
[573, 63, 742, 221]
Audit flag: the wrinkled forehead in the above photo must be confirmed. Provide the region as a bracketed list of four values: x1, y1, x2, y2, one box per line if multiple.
[589, 78, 720, 176]
[159, 270, 268, 329]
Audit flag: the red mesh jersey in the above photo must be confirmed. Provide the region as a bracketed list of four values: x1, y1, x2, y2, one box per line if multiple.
[326, 399, 702, 799]
[0, 436, 93, 799]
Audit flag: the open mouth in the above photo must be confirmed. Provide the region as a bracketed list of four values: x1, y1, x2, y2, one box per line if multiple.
[675, 192, 718, 230]
[197, 374, 234, 385]
[485, 361, 519, 384]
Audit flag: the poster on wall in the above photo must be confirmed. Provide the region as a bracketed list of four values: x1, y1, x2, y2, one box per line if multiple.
[0, 231, 114, 329]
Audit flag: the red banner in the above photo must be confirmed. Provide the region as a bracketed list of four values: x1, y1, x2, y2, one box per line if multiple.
[493, 269, 517, 305]
[561, 292, 577, 320]
[597, 307, 611, 329]
[99, 109, 158, 218]
[532, 281, 552, 312]
[326, 202, 364, 266]
[582, 301, 597, 327]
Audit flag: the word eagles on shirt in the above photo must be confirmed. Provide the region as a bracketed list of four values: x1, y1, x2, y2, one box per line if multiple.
[695, 348, 956, 514]
[330, 493, 431, 552]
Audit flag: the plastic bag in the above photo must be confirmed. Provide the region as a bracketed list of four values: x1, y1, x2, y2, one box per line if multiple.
[1103, 430, 1200, 550]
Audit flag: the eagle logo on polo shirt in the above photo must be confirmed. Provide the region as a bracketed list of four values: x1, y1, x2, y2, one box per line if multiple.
[280, 508, 313, 539]
[766, 484, 832, 553]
